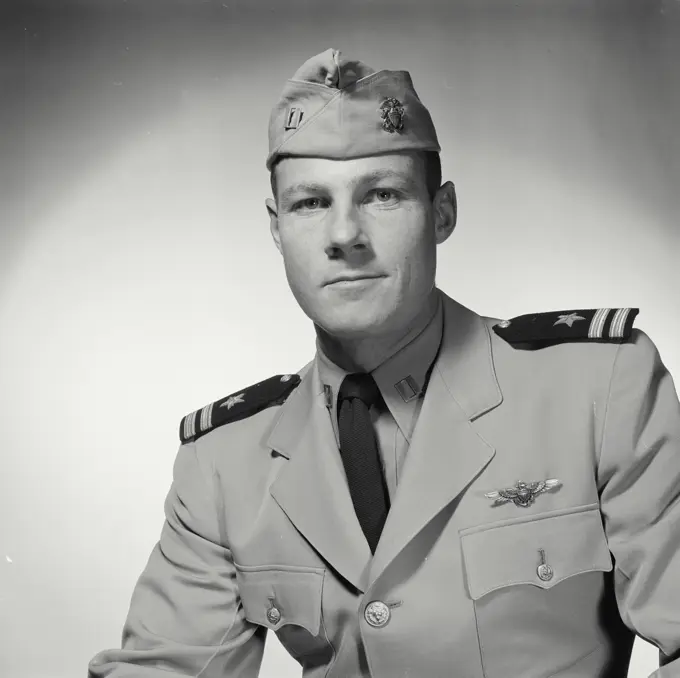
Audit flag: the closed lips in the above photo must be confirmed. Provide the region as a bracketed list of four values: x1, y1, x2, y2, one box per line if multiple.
[327, 275, 383, 284]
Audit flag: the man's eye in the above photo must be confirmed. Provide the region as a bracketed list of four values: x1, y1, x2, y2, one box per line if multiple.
[370, 189, 398, 203]
[295, 197, 325, 211]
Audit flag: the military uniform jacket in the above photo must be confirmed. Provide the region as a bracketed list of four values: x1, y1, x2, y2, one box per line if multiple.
[88, 291, 680, 678]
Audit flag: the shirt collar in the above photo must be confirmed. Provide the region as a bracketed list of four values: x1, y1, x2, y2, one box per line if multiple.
[315, 289, 444, 443]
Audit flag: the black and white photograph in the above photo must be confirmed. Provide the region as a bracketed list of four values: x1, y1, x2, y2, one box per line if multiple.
[2, 1, 679, 676]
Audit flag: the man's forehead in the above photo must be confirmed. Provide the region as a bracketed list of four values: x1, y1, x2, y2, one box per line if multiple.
[276, 154, 422, 189]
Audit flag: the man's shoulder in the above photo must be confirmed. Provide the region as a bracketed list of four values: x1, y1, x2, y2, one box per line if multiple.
[179, 372, 303, 445]
[479, 306, 665, 396]
[488, 307, 639, 351]
[482, 306, 649, 384]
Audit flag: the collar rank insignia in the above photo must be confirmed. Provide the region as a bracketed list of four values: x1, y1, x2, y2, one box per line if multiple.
[485, 479, 562, 508]
[493, 307, 639, 348]
[179, 373, 301, 444]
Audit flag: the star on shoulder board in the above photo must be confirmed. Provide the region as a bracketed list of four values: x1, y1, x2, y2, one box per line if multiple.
[493, 307, 639, 348]
[179, 373, 301, 444]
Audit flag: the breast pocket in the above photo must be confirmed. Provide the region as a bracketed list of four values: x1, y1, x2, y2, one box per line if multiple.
[235, 563, 333, 664]
[460, 505, 614, 678]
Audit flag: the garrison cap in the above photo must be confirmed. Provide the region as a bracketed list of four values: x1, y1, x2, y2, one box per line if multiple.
[266, 48, 441, 171]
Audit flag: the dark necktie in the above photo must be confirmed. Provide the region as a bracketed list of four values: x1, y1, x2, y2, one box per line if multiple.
[337, 373, 390, 554]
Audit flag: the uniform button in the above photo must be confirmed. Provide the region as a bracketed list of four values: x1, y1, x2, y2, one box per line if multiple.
[267, 606, 282, 624]
[364, 600, 390, 628]
[537, 563, 554, 581]
[497, 319, 511, 329]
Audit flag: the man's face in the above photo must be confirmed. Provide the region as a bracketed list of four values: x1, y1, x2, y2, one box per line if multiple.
[267, 152, 455, 341]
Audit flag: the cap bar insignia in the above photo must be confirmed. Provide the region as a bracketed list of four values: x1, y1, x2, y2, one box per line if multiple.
[485, 479, 562, 508]
[284, 107, 304, 130]
[380, 97, 405, 133]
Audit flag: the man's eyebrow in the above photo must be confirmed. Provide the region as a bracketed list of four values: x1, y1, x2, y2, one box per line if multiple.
[280, 182, 327, 202]
[356, 169, 417, 188]
[280, 170, 417, 202]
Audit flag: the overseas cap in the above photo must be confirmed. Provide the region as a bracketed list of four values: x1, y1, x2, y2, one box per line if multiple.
[266, 48, 441, 171]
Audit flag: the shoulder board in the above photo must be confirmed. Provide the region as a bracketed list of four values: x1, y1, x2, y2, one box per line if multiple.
[179, 373, 301, 444]
[492, 307, 639, 348]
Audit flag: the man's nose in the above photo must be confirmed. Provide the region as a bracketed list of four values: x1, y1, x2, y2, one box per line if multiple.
[324, 205, 368, 254]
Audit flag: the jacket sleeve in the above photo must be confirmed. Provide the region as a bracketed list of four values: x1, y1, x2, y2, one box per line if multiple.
[598, 329, 680, 677]
[87, 441, 266, 677]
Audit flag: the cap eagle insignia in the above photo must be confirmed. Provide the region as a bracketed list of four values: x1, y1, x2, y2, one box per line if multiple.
[380, 97, 405, 133]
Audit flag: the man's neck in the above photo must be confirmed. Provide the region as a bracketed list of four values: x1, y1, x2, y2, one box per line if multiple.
[315, 288, 440, 373]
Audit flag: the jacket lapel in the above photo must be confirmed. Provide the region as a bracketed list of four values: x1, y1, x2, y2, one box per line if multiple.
[268, 362, 372, 593]
[267, 292, 504, 592]
[368, 292, 504, 586]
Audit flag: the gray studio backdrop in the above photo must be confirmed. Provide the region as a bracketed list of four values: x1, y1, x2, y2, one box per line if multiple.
[2, 1, 679, 677]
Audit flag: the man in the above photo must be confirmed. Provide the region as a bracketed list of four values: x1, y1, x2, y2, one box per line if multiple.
[88, 49, 680, 677]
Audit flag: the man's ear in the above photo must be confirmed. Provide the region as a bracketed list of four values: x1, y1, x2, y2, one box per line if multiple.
[266, 198, 282, 254]
[433, 181, 457, 245]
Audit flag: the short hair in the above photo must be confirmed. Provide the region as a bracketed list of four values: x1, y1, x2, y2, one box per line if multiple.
[270, 151, 442, 204]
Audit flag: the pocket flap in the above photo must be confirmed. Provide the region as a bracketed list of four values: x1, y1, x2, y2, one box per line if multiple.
[235, 564, 324, 635]
[461, 507, 613, 600]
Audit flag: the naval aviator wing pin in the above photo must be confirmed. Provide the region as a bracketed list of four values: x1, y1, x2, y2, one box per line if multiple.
[485, 479, 562, 508]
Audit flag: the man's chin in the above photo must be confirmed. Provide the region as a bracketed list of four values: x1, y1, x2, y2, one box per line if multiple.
[302, 295, 397, 337]
[314, 315, 392, 341]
